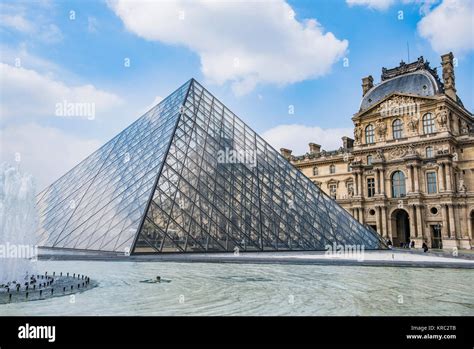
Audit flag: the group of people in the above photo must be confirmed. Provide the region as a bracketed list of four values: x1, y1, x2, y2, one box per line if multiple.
[386, 239, 429, 252]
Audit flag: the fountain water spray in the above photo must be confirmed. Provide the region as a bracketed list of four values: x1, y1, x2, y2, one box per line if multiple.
[0, 163, 38, 285]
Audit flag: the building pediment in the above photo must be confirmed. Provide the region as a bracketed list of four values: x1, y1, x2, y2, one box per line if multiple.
[353, 92, 437, 120]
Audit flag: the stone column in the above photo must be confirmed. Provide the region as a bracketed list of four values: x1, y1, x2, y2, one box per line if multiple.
[441, 204, 449, 238]
[438, 165, 445, 192]
[406, 165, 413, 193]
[354, 173, 359, 196]
[460, 204, 468, 238]
[359, 208, 365, 224]
[387, 212, 393, 240]
[380, 168, 386, 195]
[359, 173, 364, 198]
[468, 207, 473, 240]
[416, 204, 424, 239]
[381, 206, 388, 238]
[413, 165, 420, 193]
[375, 206, 381, 234]
[409, 205, 416, 239]
[448, 204, 456, 239]
[446, 163, 453, 192]
[375, 170, 380, 195]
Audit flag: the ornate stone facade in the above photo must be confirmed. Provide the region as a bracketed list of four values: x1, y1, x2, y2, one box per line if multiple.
[283, 53, 474, 250]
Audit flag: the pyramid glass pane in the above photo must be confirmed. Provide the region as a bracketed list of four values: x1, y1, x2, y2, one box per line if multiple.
[37, 79, 386, 254]
[37, 80, 191, 253]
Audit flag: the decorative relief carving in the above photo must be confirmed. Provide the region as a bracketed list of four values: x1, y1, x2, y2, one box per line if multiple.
[407, 114, 419, 134]
[436, 106, 449, 130]
[406, 143, 418, 156]
[388, 144, 419, 160]
[354, 124, 362, 144]
[348, 186, 354, 197]
[374, 149, 385, 161]
[375, 119, 387, 140]
[460, 119, 469, 134]
[378, 96, 417, 117]
[389, 147, 406, 159]
[457, 171, 467, 193]
[458, 179, 467, 193]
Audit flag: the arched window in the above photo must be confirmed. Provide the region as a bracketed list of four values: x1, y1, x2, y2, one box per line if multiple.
[367, 155, 373, 165]
[391, 171, 406, 198]
[329, 164, 336, 174]
[426, 146, 434, 158]
[423, 113, 436, 134]
[392, 119, 403, 139]
[312, 167, 318, 176]
[365, 124, 375, 144]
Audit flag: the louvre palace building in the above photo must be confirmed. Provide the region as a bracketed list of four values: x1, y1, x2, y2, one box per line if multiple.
[282, 53, 474, 250]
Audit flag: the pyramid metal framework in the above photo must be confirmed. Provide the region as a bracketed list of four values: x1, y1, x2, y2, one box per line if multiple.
[37, 79, 386, 254]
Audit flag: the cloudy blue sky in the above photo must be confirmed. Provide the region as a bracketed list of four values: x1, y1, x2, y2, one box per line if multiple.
[1, 0, 473, 190]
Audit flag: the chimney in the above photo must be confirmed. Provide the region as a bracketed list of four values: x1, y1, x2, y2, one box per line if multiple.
[280, 148, 292, 160]
[361, 75, 374, 96]
[309, 143, 321, 154]
[441, 52, 456, 101]
[342, 136, 354, 149]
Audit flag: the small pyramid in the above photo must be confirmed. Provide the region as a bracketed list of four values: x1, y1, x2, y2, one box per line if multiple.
[37, 79, 386, 254]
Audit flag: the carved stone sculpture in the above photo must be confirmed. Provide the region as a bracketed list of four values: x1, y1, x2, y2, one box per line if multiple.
[436, 106, 449, 129]
[375, 119, 387, 140]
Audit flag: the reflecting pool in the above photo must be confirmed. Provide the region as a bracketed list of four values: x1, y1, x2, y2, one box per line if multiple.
[1, 261, 473, 316]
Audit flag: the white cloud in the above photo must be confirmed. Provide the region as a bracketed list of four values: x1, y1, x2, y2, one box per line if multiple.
[0, 2, 63, 43]
[261, 124, 353, 155]
[0, 63, 122, 121]
[37, 23, 63, 44]
[346, 0, 438, 12]
[0, 13, 35, 33]
[417, 0, 474, 54]
[0, 123, 102, 191]
[346, 0, 396, 10]
[108, 0, 348, 95]
[346, 0, 473, 54]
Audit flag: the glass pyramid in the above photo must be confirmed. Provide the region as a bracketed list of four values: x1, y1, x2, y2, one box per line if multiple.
[37, 79, 386, 254]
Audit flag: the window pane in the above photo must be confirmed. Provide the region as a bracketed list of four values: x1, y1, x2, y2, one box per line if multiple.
[427, 172, 437, 194]
[423, 113, 436, 134]
[367, 178, 375, 197]
[426, 147, 433, 158]
[392, 119, 403, 139]
[365, 125, 374, 144]
[391, 171, 406, 198]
